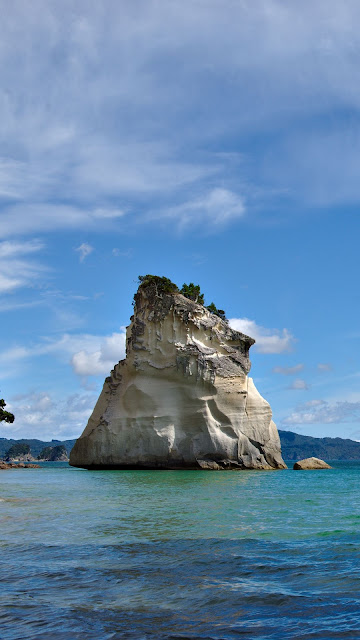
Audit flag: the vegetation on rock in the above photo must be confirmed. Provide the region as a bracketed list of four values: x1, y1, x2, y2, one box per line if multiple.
[137, 275, 226, 319]
[206, 302, 227, 321]
[0, 438, 76, 460]
[5, 443, 30, 459]
[137, 275, 179, 295]
[0, 398, 14, 424]
[279, 430, 360, 461]
[179, 282, 204, 305]
[38, 444, 68, 461]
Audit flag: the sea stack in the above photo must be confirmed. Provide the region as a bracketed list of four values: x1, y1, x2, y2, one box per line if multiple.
[70, 277, 287, 470]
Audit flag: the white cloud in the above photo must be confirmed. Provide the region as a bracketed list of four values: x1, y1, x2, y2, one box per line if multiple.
[282, 399, 360, 426]
[0, 205, 128, 238]
[75, 242, 94, 262]
[0, 328, 127, 377]
[0, 1, 360, 238]
[229, 317, 295, 353]
[112, 247, 132, 257]
[288, 378, 309, 390]
[318, 363, 332, 372]
[71, 331, 126, 376]
[157, 188, 246, 228]
[273, 364, 304, 375]
[5, 390, 97, 439]
[0, 239, 46, 293]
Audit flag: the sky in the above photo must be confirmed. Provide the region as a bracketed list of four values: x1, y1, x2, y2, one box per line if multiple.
[1, 0, 360, 442]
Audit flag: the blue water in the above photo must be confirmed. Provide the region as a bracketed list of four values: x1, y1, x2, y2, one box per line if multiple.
[2, 462, 360, 639]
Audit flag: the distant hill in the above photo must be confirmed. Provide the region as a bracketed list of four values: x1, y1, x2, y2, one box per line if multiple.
[279, 430, 360, 461]
[1, 431, 360, 462]
[0, 438, 77, 460]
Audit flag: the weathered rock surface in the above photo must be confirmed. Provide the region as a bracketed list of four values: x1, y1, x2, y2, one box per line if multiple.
[70, 282, 287, 470]
[293, 457, 332, 470]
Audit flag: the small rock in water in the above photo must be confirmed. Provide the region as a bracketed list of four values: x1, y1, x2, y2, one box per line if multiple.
[293, 457, 332, 470]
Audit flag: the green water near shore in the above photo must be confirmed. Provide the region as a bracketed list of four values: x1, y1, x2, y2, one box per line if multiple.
[1, 462, 360, 639]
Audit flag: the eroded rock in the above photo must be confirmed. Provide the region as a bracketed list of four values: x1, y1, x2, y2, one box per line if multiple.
[293, 457, 332, 470]
[70, 281, 287, 470]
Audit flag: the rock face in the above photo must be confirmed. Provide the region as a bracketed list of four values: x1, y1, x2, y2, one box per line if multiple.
[293, 457, 332, 470]
[70, 282, 287, 470]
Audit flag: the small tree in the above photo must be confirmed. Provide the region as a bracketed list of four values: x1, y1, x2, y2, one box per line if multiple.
[206, 302, 227, 321]
[137, 275, 179, 296]
[0, 398, 14, 424]
[180, 282, 205, 305]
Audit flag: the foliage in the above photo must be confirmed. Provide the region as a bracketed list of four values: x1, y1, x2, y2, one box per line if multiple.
[137, 275, 179, 296]
[38, 444, 67, 460]
[0, 398, 14, 424]
[278, 430, 360, 462]
[38, 446, 53, 460]
[5, 443, 30, 459]
[180, 282, 204, 305]
[136, 275, 226, 319]
[206, 302, 227, 321]
[0, 438, 76, 460]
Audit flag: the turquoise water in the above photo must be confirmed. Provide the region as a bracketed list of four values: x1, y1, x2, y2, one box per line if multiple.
[2, 462, 360, 639]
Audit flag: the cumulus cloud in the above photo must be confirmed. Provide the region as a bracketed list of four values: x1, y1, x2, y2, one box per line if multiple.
[5, 390, 97, 439]
[75, 242, 94, 262]
[273, 364, 304, 375]
[229, 318, 295, 354]
[0, 239, 46, 293]
[71, 331, 126, 376]
[0, 328, 127, 377]
[282, 399, 360, 426]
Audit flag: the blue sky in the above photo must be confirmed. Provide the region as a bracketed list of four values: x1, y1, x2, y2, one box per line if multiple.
[1, 0, 360, 441]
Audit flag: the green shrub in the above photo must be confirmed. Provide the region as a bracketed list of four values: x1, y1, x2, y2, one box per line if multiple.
[137, 275, 179, 295]
[206, 302, 227, 321]
[180, 282, 204, 305]
[0, 398, 14, 423]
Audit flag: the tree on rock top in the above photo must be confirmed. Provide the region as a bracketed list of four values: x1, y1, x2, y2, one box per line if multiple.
[0, 398, 14, 424]
[180, 282, 204, 305]
[138, 275, 179, 296]
[206, 302, 227, 321]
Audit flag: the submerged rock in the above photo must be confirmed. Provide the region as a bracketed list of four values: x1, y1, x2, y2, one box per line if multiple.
[70, 279, 287, 470]
[0, 462, 40, 469]
[293, 457, 332, 470]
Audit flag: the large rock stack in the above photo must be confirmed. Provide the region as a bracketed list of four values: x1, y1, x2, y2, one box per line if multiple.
[70, 279, 286, 470]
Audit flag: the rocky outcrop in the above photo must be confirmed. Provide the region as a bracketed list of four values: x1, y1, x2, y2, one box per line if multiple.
[37, 445, 69, 461]
[293, 457, 332, 470]
[0, 462, 40, 469]
[70, 280, 287, 470]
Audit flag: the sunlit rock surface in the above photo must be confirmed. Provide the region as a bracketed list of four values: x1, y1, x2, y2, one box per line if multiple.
[70, 284, 287, 470]
[293, 457, 332, 470]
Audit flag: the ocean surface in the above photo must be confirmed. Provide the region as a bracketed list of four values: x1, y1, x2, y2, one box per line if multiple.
[2, 462, 360, 640]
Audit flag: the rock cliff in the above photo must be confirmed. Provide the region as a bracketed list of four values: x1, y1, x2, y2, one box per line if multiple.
[70, 280, 286, 470]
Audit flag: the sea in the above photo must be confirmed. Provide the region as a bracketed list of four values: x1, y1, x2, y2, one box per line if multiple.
[2, 461, 360, 640]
